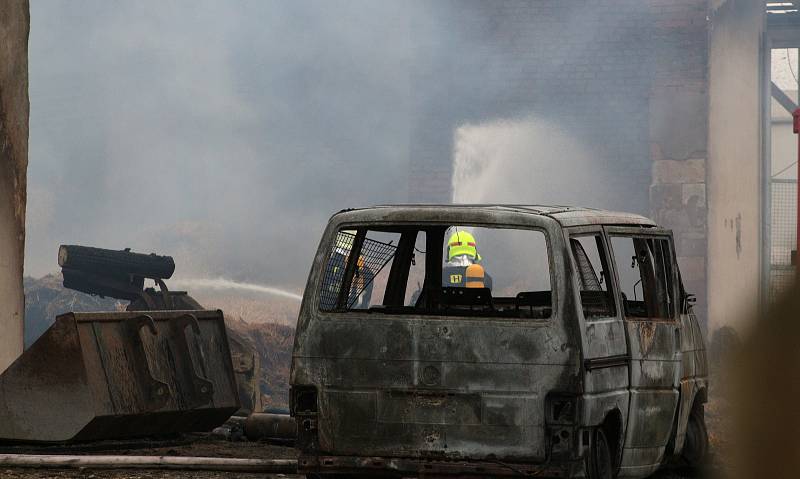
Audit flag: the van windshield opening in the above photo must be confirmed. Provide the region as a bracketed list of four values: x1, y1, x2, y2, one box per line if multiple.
[318, 225, 552, 319]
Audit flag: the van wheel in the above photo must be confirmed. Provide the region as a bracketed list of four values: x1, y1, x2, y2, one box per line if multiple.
[586, 428, 614, 479]
[681, 409, 709, 468]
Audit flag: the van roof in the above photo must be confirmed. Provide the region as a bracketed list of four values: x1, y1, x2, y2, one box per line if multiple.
[338, 204, 657, 228]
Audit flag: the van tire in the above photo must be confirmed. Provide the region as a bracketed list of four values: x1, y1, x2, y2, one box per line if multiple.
[586, 428, 614, 479]
[681, 408, 709, 468]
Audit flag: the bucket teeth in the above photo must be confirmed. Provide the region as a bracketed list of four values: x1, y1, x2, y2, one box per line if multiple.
[167, 314, 216, 408]
[124, 315, 170, 410]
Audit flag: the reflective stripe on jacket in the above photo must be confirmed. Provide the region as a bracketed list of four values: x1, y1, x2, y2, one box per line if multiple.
[442, 264, 493, 290]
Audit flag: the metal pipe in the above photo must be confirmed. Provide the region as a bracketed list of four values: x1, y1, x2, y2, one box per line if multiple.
[0, 454, 297, 473]
[244, 413, 297, 441]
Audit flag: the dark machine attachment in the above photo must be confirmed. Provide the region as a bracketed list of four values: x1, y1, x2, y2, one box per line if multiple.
[0, 245, 246, 442]
[59, 245, 179, 309]
[56, 245, 262, 415]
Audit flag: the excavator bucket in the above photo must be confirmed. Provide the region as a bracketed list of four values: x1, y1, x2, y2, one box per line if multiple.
[0, 310, 239, 442]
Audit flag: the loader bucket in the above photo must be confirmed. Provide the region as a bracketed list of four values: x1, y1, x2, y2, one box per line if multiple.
[0, 310, 239, 442]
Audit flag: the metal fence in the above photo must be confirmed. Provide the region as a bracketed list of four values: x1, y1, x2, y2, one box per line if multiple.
[770, 179, 797, 302]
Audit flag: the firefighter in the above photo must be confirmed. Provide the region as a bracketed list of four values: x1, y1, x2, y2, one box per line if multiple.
[442, 230, 493, 290]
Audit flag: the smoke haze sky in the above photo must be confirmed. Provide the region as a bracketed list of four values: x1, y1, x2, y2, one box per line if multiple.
[26, 1, 422, 287]
[25, 1, 651, 291]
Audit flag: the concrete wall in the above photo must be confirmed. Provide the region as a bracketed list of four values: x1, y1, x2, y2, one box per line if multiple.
[707, 0, 765, 331]
[0, 1, 29, 371]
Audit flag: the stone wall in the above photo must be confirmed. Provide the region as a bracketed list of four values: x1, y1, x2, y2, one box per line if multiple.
[408, 0, 711, 325]
[0, 0, 29, 371]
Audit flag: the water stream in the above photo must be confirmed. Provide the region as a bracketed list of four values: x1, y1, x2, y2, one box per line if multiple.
[170, 278, 303, 302]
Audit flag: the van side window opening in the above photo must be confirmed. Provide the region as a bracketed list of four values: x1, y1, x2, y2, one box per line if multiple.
[609, 236, 675, 319]
[569, 235, 616, 319]
[318, 226, 552, 319]
[319, 229, 399, 311]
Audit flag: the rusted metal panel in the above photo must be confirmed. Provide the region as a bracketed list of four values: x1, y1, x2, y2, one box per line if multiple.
[0, 310, 239, 442]
[625, 391, 679, 448]
[583, 320, 628, 359]
[582, 365, 628, 393]
[300, 318, 575, 461]
[672, 306, 709, 455]
[620, 318, 682, 464]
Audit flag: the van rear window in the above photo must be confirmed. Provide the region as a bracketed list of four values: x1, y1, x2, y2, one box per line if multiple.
[318, 225, 553, 319]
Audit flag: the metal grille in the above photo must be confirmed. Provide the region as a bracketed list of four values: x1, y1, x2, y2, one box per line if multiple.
[770, 179, 797, 302]
[319, 231, 397, 310]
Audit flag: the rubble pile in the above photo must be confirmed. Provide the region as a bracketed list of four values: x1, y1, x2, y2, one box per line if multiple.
[226, 318, 293, 410]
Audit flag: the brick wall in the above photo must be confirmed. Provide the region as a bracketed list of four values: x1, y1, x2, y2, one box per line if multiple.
[408, 0, 710, 325]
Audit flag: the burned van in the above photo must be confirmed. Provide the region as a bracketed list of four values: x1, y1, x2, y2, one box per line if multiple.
[290, 205, 708, 478]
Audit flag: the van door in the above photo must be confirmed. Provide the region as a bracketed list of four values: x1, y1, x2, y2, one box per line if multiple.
[566, 229, 629, 438]
[605, 228, 681, 476]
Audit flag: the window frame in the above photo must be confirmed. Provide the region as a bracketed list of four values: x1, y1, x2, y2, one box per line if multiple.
[566, 227, 618, 322]
[315, 221, 558, 322]
[604, 227, 679, 323]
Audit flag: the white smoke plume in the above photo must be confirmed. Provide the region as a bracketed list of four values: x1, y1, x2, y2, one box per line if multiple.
[452, 117, 618, 208]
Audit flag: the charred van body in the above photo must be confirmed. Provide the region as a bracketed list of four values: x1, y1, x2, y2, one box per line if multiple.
[290, 205, 708, 478]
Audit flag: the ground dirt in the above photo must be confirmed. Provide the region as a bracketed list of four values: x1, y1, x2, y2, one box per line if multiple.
[0, 396, 728, 479]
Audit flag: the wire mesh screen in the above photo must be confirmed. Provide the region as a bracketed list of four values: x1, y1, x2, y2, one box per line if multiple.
[770, 180, 797, 303]
[318, 230, 398, 310]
